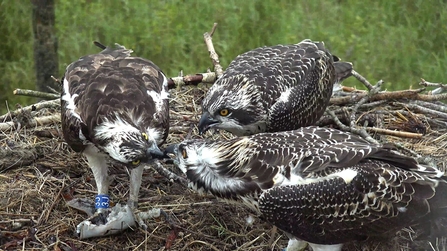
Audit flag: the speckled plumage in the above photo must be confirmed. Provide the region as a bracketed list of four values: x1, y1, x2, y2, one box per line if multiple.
[198, 40, 352, 136]
[61, 43, 169, 154]
[165, 126, 447, 250]
[61, 42, 169, 237]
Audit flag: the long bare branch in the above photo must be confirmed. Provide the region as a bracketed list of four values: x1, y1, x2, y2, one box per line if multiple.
[204, 23, 224, 78]
[0, 114, 60, 131]
[13, 88, 59, 99]
[0, 99, 60, 122]
[365, 127, 423, 139]
[329, 89, 447, 105]
[167, 72, 217, 89]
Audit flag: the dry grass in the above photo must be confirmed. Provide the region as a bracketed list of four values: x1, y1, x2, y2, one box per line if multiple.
[1, 84, 447, 251]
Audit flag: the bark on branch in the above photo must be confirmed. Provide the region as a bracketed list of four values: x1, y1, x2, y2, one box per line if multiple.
[0, 99, 60, 123]
[14, 88, 59, 99]
[0, 114, 60, 131]
[167, 72, 217, 89]
[330, 89, 447, 105]
[204, 23, 224, 78]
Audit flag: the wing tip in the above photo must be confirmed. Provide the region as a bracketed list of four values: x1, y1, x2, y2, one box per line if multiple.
[93, 41, 107, 50]
[92, 41, 134, 57]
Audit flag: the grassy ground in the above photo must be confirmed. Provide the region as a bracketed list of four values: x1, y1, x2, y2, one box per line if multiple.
[1, 0, 447, 114]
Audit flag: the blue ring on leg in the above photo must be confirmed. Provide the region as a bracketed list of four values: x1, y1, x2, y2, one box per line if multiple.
[95, 194, 110, 209]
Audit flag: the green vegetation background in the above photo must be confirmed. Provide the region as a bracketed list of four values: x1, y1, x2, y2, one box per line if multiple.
[1, 0, 446, 114]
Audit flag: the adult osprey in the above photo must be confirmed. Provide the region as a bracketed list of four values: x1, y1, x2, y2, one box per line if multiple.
[164, 126, 447, 251]
[61, 42, 169, 238]
[198, 39, 352, 136]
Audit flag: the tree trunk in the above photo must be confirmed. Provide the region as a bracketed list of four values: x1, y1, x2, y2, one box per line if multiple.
[31, 0, 58, 93]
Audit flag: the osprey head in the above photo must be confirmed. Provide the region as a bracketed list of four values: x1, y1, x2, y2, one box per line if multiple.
[164, 138, 264, 209]
[163, 140, 214, 176]
[94, 116, 164, 167]
[199, 75, 266, 136]
[164, 138, 253, 171]
[164, 139, 246, 187]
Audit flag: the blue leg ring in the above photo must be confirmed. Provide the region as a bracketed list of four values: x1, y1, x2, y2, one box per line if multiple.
[95, 194, 110, 209]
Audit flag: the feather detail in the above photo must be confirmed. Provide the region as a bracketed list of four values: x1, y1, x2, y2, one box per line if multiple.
[199, 39, 352, 136]
[166, 126, 447, 247]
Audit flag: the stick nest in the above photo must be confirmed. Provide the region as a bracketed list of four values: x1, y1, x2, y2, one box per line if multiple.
[1, 81, 447, 251]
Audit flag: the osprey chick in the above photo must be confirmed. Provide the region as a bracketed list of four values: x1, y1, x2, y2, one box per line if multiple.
[199, 39, 352, 136]
[61, 42, 169, 238]
[165, 126, 447, 251]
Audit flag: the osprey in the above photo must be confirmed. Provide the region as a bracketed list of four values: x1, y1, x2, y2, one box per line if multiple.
[61, 42, 169, 238]
[164, 126, 447, 251]
[198, 39, 352, 136]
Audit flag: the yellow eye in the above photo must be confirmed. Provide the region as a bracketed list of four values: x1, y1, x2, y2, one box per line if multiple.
[181, 149, 188, 159]
[142, 133, 148, 141]
[219, 109, 229, 116]
[131, 159, 141, 166]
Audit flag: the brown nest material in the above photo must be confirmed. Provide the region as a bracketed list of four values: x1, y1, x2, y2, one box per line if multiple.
[1, 82, 447, 251]
[0, 85, 284, 251]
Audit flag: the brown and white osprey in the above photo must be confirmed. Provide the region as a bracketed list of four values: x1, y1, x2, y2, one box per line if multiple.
[61, 42, 169, 238]
[164, 126, 447, 251]
[198, 39, 352, 136]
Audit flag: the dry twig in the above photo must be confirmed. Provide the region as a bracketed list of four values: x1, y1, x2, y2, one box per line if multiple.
[365, 127, 423, 139]
[352, 70, 374, 90]
[329, 88, 447, 105]
[204, 23, 224, 78]
[0, 99, 60, 122]
[350, 80, 383, 125]
[167, 72, 217, 89]
[326, 110, 379, 145]
[413, 100, 447, 113]
[13, 89, 59, 99]
[0, 114, 60, 131]
[394, 102, 447, 120]
[419, 78, 447, 94]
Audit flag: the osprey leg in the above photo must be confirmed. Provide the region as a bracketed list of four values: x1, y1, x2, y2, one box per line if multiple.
[74, 157, 145, 239]
[308, 243, 343, 251]
[128, 164, 147, 229]
[61, 42, 171, 239]
[285, 236, 308, 251]
[84, 145, 109, 213]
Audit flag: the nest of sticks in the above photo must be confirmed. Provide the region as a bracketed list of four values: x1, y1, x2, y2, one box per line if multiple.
[2, 24, 447, 251]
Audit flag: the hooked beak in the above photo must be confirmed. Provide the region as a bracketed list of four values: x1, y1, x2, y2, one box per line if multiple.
[163, 144, 178, 159]
[198, 111, 219, 135]
[146, 145, 165, 160]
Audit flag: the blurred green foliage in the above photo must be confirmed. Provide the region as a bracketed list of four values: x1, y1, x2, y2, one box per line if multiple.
[1, 0, 446, 114]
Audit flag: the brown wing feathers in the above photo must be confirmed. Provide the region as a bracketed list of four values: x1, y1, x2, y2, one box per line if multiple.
[259, 160, 441, 244]
[61, 43, 169, 152]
